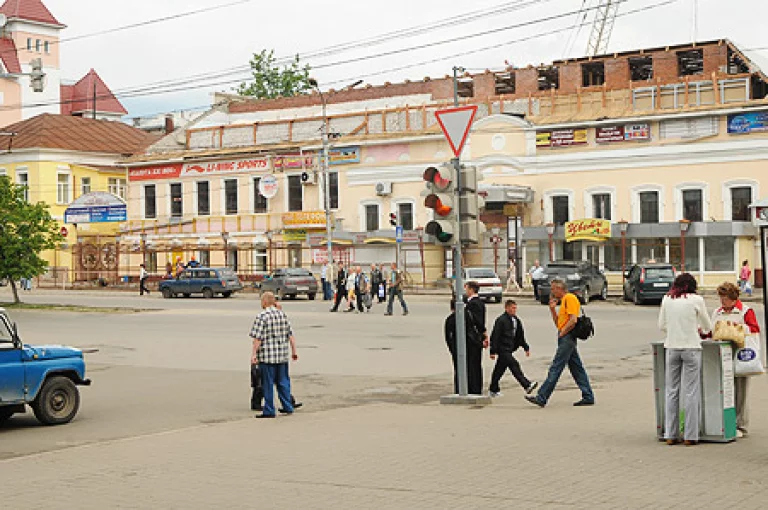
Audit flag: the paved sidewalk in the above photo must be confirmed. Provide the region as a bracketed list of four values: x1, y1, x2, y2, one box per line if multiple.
[4, 376, 768, 509]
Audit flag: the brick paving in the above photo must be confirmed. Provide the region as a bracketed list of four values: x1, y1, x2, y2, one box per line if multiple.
[4, 376, 768, 509]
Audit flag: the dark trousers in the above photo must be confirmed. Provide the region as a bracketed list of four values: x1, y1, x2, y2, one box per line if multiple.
[139, 277, 150, 295]
[449, 348, 483, 395]
[355, 289, 365, 312]
[260, 363, 293, 417]
[489, 351, 531, 393]
[331, 286, 347, 311]
[378, 282, 386, 303]
[321, 278, 332, 300]
[532, 280, 540, 300]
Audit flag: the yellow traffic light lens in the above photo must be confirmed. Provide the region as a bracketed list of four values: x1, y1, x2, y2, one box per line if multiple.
[424, 194, 453, 216]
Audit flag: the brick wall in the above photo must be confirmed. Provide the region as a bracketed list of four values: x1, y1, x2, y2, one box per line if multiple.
[605, 58, 629, 88]
[651, 50, 678, 82]
[472, 73, 496, 99]
[559, 63, 581, 93]
[516, 67, 540, 96]
[704, 44, 728, 76]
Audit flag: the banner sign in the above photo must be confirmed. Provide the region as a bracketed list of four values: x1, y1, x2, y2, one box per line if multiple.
[624, 123, 651, 141]
[128, 164, 183, 181]
[274, 154, 315, 170]
[596, 123, 650, 143]
[329, 146, 361, 165]
[65, 205, 127, 224]
[282, 211, 326, 229]
[536, 129, 588, 147]
[727, 112, 768, 134]
[312, 247, 353, 265]
[258, 174, 279, 199]
[129, 157, 269, 181]
[564, 218, 612, 242]
[595, 126, 625, 143]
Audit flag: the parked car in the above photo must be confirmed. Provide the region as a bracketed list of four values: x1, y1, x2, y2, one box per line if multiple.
[462, 267, 503, 303]
[0, 307, 91, 425]
[537, 261, 608, 305]
[158, 267, 243, 299]
[257, 268, 319, 300]
[623, 263, 675, 305]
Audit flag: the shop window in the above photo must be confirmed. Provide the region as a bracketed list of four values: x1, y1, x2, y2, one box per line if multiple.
[251, 248, 267, 272]
[704, 237, 734, 271]
[682, 189, 703, 222]
[678, 49, 704, 76]
[636, 238, 666, 264]
[582, 62, 605, 87]
[252, 178, 267, 213]
[629, 56, 653, 81]
[197, 181, 210, 216]
[226, 249, 239, 271]
[552, 196, 569, 225]
[603, 241, 623, 272]
[538, 66, 559, 91]
[559, 240, 581, 261]
[224, 179, 238, 215]
[731, 187, 752, 222]
[144, 184, 156, 219]
[457, 78, 474, 98]
[288, 175, 303, 212]
[669, 237, 700, 272]
[81, 177, 91, 196]
[365, 204, 379, 232]
[329, 172, 339, 209]
[592, 194, 611, 220]
[398, 203, 414, 231]
[56, 173, 70, 204]
[170, 183, 182, 217]
[147, 252, 158, 273]
[494, 72, 516, 95]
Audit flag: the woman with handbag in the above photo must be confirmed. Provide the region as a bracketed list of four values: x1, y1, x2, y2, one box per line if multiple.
[709, 282, 761, 437]
[658, 273, 712, 446]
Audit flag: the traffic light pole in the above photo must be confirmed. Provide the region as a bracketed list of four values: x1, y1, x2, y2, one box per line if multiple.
[452, 156, 468, 396]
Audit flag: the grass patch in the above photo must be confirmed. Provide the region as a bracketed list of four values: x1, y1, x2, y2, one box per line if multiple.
[0, 303, 150, 313]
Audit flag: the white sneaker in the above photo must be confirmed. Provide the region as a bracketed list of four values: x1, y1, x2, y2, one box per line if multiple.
[489, 391, 503, 398]
[526, 381, 539, 394]
[737, 429, 747, 438]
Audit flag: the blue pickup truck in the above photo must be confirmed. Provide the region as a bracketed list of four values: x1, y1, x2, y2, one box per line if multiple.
[0, 308, 91, 425]
[158, 267, 243, 299]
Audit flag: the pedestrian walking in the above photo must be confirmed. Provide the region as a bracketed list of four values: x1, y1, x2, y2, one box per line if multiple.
[529, 260, 545, 300]
[344, 266, 358, 312]
[330, 262, 347, 312]
[384, 262, 409, 316]
[164, 262, 173, 280]
[321, 262, 332, 301]
[250, 362, 302, 412]
[525, 279, 595, 408]
[739, 260, 752, 296]
[175, 257, 185, 278]
[250, 292, 298, 419]
[488, 300, 538, 397]
[139, 263, 151, 296]
[505, 260, 522, 294]
[377, 263, 387, 303]
[357, 266, 372, 312]
[464, 281, 488, 393]
[370, 264, 382, 304]
[657, 273, 712, 445]
[444, 299, 484, 395]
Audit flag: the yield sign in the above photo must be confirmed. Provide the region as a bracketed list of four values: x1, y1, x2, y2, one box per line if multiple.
[434, 105, 478, 158]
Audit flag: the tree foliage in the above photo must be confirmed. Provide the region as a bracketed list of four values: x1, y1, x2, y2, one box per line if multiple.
[236, 49, 312, 99]
[0, 177, 61, 303]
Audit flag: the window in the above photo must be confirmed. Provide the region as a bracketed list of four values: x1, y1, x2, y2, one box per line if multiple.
[538, 66, 559, 90]
[636, 238, 666, 264]
[365, 204, 379, 231]
[731, 187, 752, 222]
[592, 194, 611, 220]
[669, 237, 700, 272]
[57, 173, 70, 204]
[197, 181, 210, 216]
[144, 184, 157, 219]
[639, 192, 659, 223]
[16, 171, 29, 202]
[582, 62, 605, 87]
[629, 56, 653, 81]
[224, 179, 238, 215]
[227, 248, 239, 271]
[682, 189, 703, 222]
[198, 250, 210, 267]
[704, 238, 734, 271]
[398, 202, 414, 231]
[26, 38, 32, 51]
[552, 196, 569, 225]
[170, 183, 182, 217]
[81, 177, 91, 196]
[146, 252, 158, 273]
[329, 172, 339, 209]
[603, 240, 623, 272]
[457, 78, 474, 98]
[252, 178, 267, 213]
[288, 175, 303, 212]
[35, 39, 41, 52]
[678, 49, 704, 76]
[494, 72, 516, 95]
[108, 178, 126, 199]
[44, 41, 49, 54]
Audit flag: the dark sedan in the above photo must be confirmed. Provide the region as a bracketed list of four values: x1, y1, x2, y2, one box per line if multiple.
[537, 261, 608, 305]
[159, 267, 243, 299]
[623, 263, 675, 305]
[257, 268, 319, 300]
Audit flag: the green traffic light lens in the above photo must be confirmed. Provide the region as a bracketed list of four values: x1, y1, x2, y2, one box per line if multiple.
[437, 232, 452, 242]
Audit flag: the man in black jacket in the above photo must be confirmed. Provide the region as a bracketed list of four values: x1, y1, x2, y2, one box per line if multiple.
[330, 262, 347, 312]
[444, 299, 484, 394]
[464, 281, 489, 393]
[488, 300, 538, 397]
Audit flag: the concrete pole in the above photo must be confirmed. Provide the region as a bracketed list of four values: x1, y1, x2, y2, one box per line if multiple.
[318, 90, 334, 270]
[452, 66, 468, 396]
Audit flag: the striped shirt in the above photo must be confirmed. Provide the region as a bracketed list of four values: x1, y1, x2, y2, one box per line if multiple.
[250, 306, 294, 364]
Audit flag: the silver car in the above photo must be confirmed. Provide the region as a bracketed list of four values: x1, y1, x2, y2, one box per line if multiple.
[258, 268, 319, 300]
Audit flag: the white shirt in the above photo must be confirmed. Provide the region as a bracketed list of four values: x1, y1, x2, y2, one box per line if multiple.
[321, 264, 328, 279]
[140, 268, 148, 279]
[658, 294, 712, 349]
[531, 267, 545, 280]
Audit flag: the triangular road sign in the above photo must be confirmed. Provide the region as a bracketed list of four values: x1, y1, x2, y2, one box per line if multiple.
[435, 105, 478, 158]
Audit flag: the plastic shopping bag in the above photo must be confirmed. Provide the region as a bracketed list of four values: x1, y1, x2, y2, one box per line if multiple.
[734, 335, 765, 377]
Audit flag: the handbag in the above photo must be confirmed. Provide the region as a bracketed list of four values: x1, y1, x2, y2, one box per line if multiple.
[713, 320, 747, 349]
[573, 308, 594, 341]
[734, 334, 765, 377]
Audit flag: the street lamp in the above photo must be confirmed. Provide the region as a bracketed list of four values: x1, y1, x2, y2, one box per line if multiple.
[545, 223, 556, 262]
[679, 220, 691, 272]
[222, 231, 230, 269]
[618, 220, 629, 287]
[266, 230, 273, 272]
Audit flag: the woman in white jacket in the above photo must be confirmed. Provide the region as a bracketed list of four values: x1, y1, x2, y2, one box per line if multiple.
[658, 273, 712, 446]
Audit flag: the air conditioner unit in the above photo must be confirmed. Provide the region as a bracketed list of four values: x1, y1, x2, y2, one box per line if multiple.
[375, 181, 392, 196]
[301, 171, 316, 185]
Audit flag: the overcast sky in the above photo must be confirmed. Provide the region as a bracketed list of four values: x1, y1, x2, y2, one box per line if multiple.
[44, 0, 768, 118]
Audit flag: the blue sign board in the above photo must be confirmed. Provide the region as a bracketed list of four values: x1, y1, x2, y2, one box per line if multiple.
[64, 204, 127, 224]
[727, 112, 768, 134]
[395, 226, 403, 243]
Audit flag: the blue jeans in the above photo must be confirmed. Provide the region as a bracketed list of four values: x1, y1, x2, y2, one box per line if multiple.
[386, 288, 408, 314]
[260, 362, 293, 416]
[535, 333, 594, 405]
[322, 279, 332, 300]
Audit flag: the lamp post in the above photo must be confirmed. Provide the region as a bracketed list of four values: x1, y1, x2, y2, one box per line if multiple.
[140, 233, 147, 266]
[679, 220, 690, 272]
[618, 220, 629, 287]
[490, 227, 502, 276]
[114, 235, 121, 285]
[546, 223, 556, 263]
[222, 231, 230, 269]
[266, 231, 273, 272]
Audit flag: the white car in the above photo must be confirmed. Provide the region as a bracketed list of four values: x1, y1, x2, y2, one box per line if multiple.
[463, 267, 503, 303]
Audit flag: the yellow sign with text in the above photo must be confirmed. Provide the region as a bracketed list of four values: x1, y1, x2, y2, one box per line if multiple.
[565, 219, 611, 242]
[282, 211, 326, 229]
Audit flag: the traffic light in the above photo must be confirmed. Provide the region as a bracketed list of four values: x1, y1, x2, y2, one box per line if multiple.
[459, 165, 486, 245]
[423, 164, 457, 244]
[389, 212, 397, 227]
[30, 58, 45, 93]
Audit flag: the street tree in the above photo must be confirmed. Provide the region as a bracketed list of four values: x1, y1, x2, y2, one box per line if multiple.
[0, 177, 61, 304]
[237, 49, 312, 99]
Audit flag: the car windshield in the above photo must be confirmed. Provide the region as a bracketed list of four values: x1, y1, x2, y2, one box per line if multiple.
[645, 268, 674, 279]
[286, 269, 312, 276]
[545, 264, 579, 274]
[0, 316, 13, 345]
[467, 269, 496, 278]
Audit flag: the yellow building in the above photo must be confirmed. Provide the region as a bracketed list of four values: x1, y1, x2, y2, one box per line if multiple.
[0, 114, 156, 283]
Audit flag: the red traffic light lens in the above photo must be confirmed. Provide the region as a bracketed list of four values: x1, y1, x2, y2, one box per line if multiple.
[423, 167, 450, 190]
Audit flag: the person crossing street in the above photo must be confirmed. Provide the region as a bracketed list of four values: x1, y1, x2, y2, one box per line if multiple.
[330, 262, 348, 312]
[384, 262, 408, 316]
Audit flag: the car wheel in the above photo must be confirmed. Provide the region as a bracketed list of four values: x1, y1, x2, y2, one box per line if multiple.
[540, 297, 549, 305]
[308, 293, 316, 301]
[580, 287, 590, 305]
[600, 284, 608, 301]
[222, 291, 232, 298]
[202, 288, 214, 299]
[494, 295, 502, 304]
[31, 376, 80, 425]
[276, 289, 284, 300]
[0, 408, 15, 423]
[183, 293, 191, 298]
[633, 290, 643, 306]
[161, 288, 172, 299]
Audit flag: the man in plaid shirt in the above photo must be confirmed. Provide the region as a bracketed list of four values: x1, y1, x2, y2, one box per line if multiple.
[250, 292, 298, 418]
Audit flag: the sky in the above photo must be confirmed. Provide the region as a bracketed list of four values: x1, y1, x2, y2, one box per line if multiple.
[41, 0, 768, 119]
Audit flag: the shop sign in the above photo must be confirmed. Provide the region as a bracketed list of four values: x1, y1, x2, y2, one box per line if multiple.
[258, 174, 279, 199]
[282, 211, 326, 229]
[536, 129, 587, 147]
[727, 112, 768, 134]
[564, 218, 611, 242]
[283, 229, 307, 242]
[312, 247, 353, 265]
[595, 123, 651, 143]
[596, 126, 625, 143]
[128, 157, 269, 181]
[128, 164, 183, 181]
[64, 205, 127, 224]
[329, 146, 361, 165]
[274, 154, 315, 170]
[624, 123, 651, 141]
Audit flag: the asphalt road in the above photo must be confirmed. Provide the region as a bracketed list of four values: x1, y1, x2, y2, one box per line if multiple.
[0, 288, 764, 460]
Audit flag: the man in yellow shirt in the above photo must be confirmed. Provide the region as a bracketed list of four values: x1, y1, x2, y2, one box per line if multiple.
[525, 279, 595, 407]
